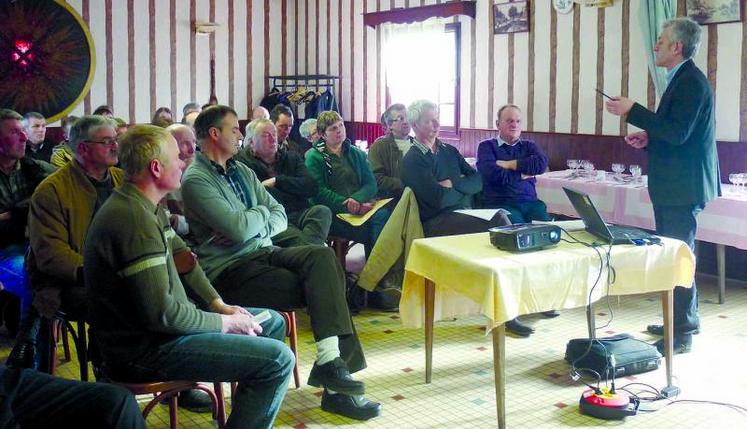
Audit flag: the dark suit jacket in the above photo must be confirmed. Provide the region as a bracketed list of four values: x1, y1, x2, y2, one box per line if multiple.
[626, 59, 720, 206]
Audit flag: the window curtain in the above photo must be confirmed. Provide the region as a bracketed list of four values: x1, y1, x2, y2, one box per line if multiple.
[381, 18, 446, 109]
[638, 0, 676, 97]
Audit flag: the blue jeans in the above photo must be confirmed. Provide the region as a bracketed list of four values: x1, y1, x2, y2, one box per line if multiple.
[107, 308, 294, 429]
[0, 244, 30, 313]
[330, 207, 391, 258]
[653, 203, 704, 337]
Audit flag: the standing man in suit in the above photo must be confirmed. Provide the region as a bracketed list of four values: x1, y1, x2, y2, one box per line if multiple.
[606, 17, 720, 355]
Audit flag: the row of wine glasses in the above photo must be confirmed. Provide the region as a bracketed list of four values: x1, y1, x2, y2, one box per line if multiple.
[566, 159, 595, 176]
[611, 163, 643, 181]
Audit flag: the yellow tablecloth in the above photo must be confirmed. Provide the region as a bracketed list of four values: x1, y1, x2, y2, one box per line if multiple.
[401, 231, 695, 329]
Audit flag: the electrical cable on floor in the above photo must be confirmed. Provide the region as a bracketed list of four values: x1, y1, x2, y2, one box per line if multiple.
[558, 227, 615, 387]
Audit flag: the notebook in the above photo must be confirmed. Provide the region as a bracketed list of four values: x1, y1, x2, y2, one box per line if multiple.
[562, 187, 656, 245]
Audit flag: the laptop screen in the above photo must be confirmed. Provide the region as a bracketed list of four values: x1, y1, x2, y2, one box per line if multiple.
[562, 187, 614, 243]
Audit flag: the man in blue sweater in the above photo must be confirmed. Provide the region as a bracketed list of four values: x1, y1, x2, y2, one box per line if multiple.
[477, 104, 551, 224]
[476, 105, 559, 337]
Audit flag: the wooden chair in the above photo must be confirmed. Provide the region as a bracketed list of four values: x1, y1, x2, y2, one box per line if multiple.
[48, 312, 89, 381]
[113, 380, 226, 429]
[326, 235, 354, 269]
[279, 311, 301, 389]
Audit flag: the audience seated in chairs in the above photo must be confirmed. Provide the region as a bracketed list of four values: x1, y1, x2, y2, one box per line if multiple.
[84, 124, 294, 428]
[476, 104, 560, 337]
[181, 106, 381, 421]
[401, 100, 509, 237]
[235, 118, 332, 247]
[368, 103, 413, 200]
[1, 109, 56, 369]
[305, 111, 391, 259]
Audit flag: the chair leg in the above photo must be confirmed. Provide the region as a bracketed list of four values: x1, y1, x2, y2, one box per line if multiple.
[48, 319, 59, 376]
[213, 382, 227, 429]
[75, 320, 88, 381]
[279, 311, 301, 389]
[60, 323, 71, 361]
[287, 313, 300, 389]
[169, 395, 179, 429]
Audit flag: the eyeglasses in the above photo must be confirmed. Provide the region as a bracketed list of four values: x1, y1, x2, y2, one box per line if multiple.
[85, 138, 118, 146]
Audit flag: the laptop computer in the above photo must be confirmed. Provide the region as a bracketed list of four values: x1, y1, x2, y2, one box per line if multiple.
[562, 187, 657, 245]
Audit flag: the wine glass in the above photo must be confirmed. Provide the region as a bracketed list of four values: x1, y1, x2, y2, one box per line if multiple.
[739, 173, 747, 194]
[611, 163, 625, 179]
[629, 164, 642, 184]
[582, 161, 595, 178]
[567, 159, 579, 171]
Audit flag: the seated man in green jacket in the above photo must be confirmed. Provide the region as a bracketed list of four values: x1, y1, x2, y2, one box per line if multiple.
[85, 124, 294, 429]
[368, 103, 413, 199]
[235, 118, 331, 246]
[181, 106, 381, 421]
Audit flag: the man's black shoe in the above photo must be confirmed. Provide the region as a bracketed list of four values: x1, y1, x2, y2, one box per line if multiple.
[646, 324, 700, 336]
[161, 388, 213, 413]
[654, 336, 692, 355]
[541, 310, 560, 318]
[308, 357, 365, 395]
[505, 318, 534, 337]
[6, 341, 36, 369]
[368, 288, 400, 312]
[321, 390, 382, 421]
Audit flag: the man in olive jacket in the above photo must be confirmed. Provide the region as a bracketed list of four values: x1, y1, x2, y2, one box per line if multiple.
[28, 116, 123, 321]
[368, 104, 412, 199]
[606, 18, 720, 355]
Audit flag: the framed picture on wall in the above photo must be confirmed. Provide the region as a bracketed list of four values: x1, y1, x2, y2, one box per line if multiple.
[686, 0, 742, 25]
[493, 1, 530, 34]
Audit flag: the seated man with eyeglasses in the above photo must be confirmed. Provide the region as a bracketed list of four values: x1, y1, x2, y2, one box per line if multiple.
[13, 116, 123, 369]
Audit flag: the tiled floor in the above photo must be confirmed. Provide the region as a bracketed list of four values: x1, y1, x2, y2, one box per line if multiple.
[2, 248, 746, 428]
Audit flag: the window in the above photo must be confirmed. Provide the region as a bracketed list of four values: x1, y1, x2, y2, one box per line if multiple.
[382, 20, 461, 133]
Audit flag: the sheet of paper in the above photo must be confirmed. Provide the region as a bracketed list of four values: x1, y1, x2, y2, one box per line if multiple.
[336, 198, 394, 226]
[453, 209, 507, 221]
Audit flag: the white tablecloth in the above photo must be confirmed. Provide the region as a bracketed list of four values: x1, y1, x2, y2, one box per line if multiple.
[536, 170, 747, 250]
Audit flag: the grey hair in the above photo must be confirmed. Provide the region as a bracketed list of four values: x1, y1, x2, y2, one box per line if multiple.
[248, 119, 274, 144]
[299, 118, 317, 139]
[68, 115, 117, 155]
[407, 100, 438, 127]
[382, 103, 407, 128]
[22, 111, 45, 127]
[662, 17, 702, 59]
[496, 104, 521, 121]
[165, 123, 193, 136]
